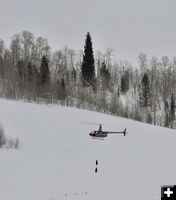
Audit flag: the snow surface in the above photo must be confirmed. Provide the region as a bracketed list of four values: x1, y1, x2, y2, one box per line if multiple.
[0, 99, 175, 200]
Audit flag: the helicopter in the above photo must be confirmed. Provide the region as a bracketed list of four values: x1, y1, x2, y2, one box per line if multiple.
[81, 122, 127, 138]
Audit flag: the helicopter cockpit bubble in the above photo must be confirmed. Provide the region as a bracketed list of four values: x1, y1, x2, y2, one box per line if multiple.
[89, 131, 96, 136]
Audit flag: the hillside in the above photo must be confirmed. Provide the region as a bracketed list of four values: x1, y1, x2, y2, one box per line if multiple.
[0, 99, 175, 200]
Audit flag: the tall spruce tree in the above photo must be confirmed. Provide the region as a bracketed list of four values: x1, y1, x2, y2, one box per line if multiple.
[139, 73, 151, 107]
[170, 93, 175, 128]
[60, 78, 67, 100]
[16, 60, 25, 91]
[121, 71, 129, 94]
[26, 62, 33, 83]
[40, 55, 50, 87]
[100, 61, 111, 90]
[164, 100, 170, 127]
[81, 32, 95, 86]
[17, 60, 25, 81]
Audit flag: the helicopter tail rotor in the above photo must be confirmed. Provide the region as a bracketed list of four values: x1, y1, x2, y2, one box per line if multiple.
[123, 128, 127, 136]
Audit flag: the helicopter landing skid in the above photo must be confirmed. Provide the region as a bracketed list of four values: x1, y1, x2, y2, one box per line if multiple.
[92, 137, 104, 140]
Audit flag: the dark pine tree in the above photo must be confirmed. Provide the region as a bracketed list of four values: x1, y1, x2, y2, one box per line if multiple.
[57, 78, 67, 100]
[17, 60, 25, 81]
[164, 100, 170, 127]
[60, 78, 67, 100]
[26, 62, 33, 83]
[121, 71, 129, 94]
[25, 62, 33, 95]
[72, 67, 76, 83]
[16, 60, 25, 91]
[100, 61, 111, 90]
[139, 73, 150, 107]
[40, 55, 50, 87]
[170, 93, 175, 128]
[81, 32, 95, 86]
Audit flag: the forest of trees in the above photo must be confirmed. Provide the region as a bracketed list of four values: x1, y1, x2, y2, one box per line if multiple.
[0, 30, 175, 128]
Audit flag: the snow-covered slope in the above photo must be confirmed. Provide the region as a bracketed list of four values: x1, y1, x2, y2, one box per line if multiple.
[0, 99, 175, 200]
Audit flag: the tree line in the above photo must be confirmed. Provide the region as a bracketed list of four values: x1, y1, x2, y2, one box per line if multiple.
[0, 30, 175, 128]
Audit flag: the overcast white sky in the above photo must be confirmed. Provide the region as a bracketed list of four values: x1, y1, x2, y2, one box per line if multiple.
[0, 0, 176, 64]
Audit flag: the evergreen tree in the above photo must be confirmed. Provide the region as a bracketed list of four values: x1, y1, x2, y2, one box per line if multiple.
[60, 78, 67, 100]
[33, 64, 40, 86]
[57, 78, 67, 100]
[170, 93, 175, 128]
[165, 112, 170, 128]
[121, 71, 129, 94]
[25, 62, 33, 95]
[146, 113, 152, 124]
[17, 60, 25, 81]
[164, 100, 170, 127]
[72, 67, 76, 83]
[100, 61, 111, 90]
[139, 73, 151, 107]
[26, 62, 33, 83]
[40, 55, 50, 87]
[16, 60, 25, 91]
[81, 32, 95, 86]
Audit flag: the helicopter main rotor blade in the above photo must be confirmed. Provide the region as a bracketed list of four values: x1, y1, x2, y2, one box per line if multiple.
[80, 122, 101, 125]
[80, 122, 121, 126]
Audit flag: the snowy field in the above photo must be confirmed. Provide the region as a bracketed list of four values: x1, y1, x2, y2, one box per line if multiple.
[0, 99, 175, 200]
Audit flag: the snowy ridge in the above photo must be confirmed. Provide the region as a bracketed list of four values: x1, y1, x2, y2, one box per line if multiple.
[0, 99, 175, 200]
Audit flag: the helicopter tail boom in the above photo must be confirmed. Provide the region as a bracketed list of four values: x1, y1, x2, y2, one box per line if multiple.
[107, 128, 127, 136]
